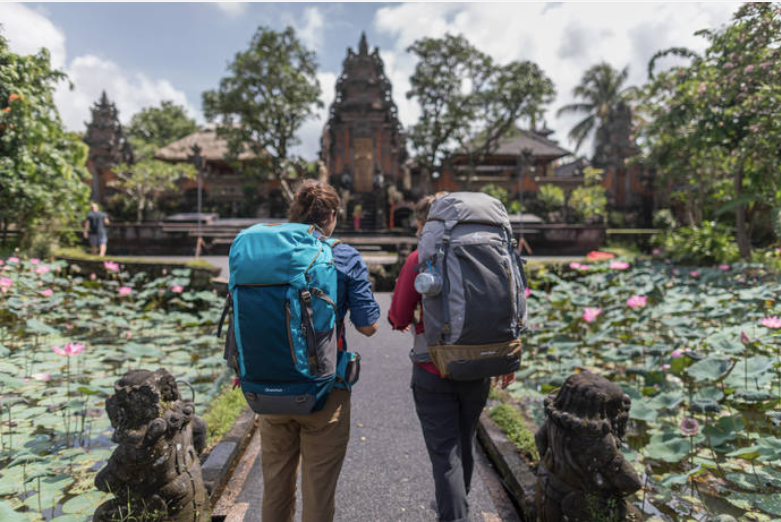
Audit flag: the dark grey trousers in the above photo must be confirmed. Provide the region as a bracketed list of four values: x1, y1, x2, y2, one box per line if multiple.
[411, 364, 490, 522]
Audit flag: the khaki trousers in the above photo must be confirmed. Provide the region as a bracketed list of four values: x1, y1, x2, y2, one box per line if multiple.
[259, 388, 351, 522]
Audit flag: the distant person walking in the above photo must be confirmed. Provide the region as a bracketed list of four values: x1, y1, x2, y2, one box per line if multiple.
[83, 202, 109, 256]
[352, 203, 363, 232]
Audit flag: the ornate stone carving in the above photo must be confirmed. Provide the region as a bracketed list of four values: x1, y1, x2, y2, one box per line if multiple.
[94, 369, 209, 522]
[535, 371, 642, 521]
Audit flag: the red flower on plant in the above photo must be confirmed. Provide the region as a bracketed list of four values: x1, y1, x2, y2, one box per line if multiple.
[586, 251, 615, 261]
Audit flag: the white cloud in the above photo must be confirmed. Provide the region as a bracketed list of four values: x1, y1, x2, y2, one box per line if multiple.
[298, 7, 325, 50]
[0, 2, 67, 69]
[213, 2, 248, 18]
[290, 71, 338, 159]
[374, 2, 741, 156]
[54, 55, 199, 131]
[1, 3, 199, 133]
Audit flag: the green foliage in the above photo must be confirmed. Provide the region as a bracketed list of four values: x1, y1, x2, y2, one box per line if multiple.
[126, 101, 198, 151]
[0, 31, 91, 251]
[538, 184, 564, 212]
[655, 221, 740, 264]
[479, 183, 519, 214]
[556, 62, 635, 153]
[489, 403, 539, 462]
[639, 3, 781, 258]
[110, 158, 195, 222]
[569, 167, 607, 223]
[652, 209, 677, 230]
[202, 386, 247, 446]
[202, 26, 322, 181]
[406, 34, 554, 181]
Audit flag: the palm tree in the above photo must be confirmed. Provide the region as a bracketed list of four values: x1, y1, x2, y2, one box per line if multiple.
[557, 62, 635, 153]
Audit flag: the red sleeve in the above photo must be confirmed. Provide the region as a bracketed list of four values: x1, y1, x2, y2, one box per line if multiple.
[388, 250, 421, 330]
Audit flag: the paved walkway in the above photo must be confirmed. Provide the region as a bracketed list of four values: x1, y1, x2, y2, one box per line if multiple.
[213, 293, 522, 522]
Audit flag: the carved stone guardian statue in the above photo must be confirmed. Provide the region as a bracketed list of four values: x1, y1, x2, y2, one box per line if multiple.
[94, 369, 209, 522]
[535, 371, 642, 521]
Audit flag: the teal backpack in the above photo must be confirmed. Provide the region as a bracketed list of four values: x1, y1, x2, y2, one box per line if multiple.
[217, 223, 359, 415]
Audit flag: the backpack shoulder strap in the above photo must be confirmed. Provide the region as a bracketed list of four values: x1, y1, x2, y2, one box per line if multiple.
[323, 238, 342, 248]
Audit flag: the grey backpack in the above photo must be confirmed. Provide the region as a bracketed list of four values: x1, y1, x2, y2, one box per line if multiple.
[414, 192, 526, 380]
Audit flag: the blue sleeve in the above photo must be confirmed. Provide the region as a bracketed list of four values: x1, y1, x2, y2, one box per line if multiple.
[333, 244, 381, 327]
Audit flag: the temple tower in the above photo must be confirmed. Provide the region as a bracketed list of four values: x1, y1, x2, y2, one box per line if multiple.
[322, 33, 406, 231]
[83, 91, 134, 204]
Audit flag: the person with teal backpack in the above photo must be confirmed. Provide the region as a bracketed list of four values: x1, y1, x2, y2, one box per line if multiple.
[218, 180, 379, 522]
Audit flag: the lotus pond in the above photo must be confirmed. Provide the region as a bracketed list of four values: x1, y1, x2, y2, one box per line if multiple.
[516, 255, 781, 521]
[0, 256, 227, 521]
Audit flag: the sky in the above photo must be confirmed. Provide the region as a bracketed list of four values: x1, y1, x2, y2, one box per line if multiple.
[0, 2, 741, 160]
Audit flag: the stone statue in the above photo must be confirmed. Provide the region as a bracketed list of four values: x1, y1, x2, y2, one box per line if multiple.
[94, 369, 209, 522]
[535, 371, 642, 521]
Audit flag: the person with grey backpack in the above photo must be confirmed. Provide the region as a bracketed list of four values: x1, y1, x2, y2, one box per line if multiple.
[389, 192, 526, 522]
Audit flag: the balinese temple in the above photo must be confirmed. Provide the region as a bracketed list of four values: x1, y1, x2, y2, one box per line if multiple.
[322, 33, 408, 232]
[83, 91, 134, 204]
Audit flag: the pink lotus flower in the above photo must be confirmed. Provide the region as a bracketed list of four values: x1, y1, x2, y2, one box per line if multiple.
[104, 261, 119, 272]
[569, 262, 590, 271]
[125, 330, 132, 340]
[118, 286, 133, 296]
[761, 316, 781, 329]
[680, 417, 700, 436]
[29, 258, 40, 265]
[7, 257, 19, 263]
[661, 364, 671, 370]
[741, 331, 750, 344]
[31, 372, 51, 382]
[0, 277, 12, 293]
[671, 349, 684, 359]
[652, 248, 661, 255]
[689, 271, 700, 277]
[52, 342, 85, 357]
[171, 284, 184, 294]
[627, 295, 648, 309]
[35, 266, 50, 275]
[90, 273, 97, 280]
[0, 260, 3, 266]
[610, 261, 630, 270]
[41, 289, 53, 297]
[582, 307, 602, 323]
[718, 264, 730, 271]
[524, 287, 531, 298]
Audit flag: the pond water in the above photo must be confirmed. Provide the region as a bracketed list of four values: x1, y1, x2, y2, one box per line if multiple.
[0, 257, 228, 520]
[514, 256, 781, 520]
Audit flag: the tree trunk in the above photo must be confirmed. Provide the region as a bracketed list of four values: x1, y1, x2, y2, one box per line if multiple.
[735, 164, 751, 259]
[137, 199, 144, 224]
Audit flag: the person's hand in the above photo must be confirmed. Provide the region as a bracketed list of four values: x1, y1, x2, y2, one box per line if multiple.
[401, 324, 411, 333]
[491, 373, 516, 389]
[83, 232, 88, 239]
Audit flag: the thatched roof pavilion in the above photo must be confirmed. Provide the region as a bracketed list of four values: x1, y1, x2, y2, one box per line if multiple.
[154, 123, 258, 165]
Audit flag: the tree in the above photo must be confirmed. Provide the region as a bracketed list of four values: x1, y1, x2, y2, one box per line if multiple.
[640, 3, 781, 258]
[0, 30, 91, 250]
[202, 26, 322, 191]
[110, 158, 195, 223]
[406, 34, 555, 188]
[126, 100, 198, 151]
[557, 62, 635, 154]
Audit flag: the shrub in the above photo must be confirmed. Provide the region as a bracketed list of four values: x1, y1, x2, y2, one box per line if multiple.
[655, 221, 740, 264]
[539, 184, 564, 212]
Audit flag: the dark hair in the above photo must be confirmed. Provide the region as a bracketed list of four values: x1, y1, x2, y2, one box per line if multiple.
[415, 195, 436, 224]
[288, 180, 341, 230]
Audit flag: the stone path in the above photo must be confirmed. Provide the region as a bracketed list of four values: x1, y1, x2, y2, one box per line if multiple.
[213, 293, 522, 522]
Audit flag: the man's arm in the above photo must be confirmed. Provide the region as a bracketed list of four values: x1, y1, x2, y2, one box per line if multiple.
[388, 251, 420, 330]
[83, 219, 89, 238]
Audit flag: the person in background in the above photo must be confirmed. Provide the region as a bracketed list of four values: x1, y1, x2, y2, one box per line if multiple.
[83, 202, 109, 257]
[388, 194, 515, 522]
[260, 180, 380, 522]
